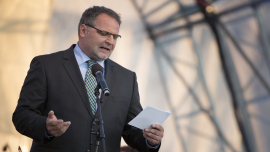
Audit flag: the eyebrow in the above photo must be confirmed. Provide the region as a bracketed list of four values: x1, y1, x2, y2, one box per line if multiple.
[85, 24, 121, 38]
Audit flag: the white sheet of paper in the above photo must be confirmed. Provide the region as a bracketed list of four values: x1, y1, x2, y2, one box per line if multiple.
[128, 106, 171, 130]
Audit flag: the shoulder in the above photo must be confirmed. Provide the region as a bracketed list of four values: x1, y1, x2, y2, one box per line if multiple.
[34, 51, 64, 61]
[33, 44, 75, 63]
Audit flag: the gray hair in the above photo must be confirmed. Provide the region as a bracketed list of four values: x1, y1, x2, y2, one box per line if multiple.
[78, 6, 121, 35]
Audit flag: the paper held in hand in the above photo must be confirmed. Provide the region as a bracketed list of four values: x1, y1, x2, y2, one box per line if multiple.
[128, 106, 171, 130]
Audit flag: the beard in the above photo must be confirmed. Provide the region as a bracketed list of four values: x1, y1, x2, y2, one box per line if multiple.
[92, 42, 113, 60]
[91, 47, 112, 61]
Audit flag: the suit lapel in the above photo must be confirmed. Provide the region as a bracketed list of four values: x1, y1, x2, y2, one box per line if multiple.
[62, 45, 95, 118]
[100, 59, 115, 111]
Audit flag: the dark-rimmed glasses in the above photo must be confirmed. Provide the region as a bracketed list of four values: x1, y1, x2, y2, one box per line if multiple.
[85, 24, 121, 40]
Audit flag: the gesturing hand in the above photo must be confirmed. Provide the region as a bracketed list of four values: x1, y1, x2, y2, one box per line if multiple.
[46, 110, 71, 137]
[143, 124, 164, 146]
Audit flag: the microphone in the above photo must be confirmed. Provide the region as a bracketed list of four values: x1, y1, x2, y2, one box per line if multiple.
[91, 64, 110, 96]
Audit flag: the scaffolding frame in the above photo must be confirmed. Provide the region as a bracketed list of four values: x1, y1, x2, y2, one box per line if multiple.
[132, 0, 270, 151]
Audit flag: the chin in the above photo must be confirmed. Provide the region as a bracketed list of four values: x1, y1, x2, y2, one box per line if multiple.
[98, 54, 110, 60]
[96, 55, 109, 61]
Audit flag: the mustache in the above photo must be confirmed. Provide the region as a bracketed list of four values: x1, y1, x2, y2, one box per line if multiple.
[100, 43, 112, 50]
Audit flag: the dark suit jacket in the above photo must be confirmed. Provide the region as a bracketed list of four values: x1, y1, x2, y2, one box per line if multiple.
[12, 45, 160, 152]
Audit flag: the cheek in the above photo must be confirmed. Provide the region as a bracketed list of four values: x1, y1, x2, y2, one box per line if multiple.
[88, 36, 103, 46]
[112, 42, 116, 49]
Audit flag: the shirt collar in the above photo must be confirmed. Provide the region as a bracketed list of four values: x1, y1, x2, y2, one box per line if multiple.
[74, 42, 105, 68]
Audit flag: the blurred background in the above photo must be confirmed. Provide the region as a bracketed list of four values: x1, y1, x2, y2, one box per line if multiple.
[1, 0, 270, 152]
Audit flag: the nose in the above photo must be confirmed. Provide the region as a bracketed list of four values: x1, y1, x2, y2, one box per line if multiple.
[105, 35, 115, 44]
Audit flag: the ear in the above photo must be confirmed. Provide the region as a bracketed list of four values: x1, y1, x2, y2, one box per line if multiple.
[79, 24, 87, 37]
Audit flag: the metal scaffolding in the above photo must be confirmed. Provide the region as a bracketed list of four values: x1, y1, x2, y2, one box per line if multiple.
[132, 0, 270, 152]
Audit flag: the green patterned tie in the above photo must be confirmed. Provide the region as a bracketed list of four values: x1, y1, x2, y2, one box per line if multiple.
[85, 60, 97, 115]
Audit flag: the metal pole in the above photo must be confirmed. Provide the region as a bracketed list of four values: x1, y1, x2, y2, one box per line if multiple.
[196, 1, 257, 151]
[189, 26, 226, 152]
[252, 3, 270, 76]
[154, 43, 188, 152]
[216, 20, 257, 152]
[218, 21, 270, 94]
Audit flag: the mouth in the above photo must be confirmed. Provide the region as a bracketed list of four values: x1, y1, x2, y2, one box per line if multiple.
[100, 46, 110, 51]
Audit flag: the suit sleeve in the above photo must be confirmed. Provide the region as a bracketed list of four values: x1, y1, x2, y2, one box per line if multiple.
[122, 72, 160, 152]
[12, 56, 51, 144]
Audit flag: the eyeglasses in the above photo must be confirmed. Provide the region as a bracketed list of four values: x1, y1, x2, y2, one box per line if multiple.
[85, 24, 121, 40]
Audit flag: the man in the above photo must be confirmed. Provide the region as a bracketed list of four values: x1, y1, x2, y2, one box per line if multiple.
[13, 6, 164, 152]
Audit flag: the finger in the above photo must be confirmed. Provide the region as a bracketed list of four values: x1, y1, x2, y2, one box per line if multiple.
[52, 122, 71, 137]
[143, 130, 162, 142]
[60, 123, 71, 133]
[144, 128, 163, 137]
[58, 121, 71, 127]
[47, 119, 64, 126]
[152, 124, 164, 132]
[52, 121, 71, 131]
[55, 123, 67, 131]
[48, 110, 54, 119]
[143, 133, 159, 145]
[64, 121, 71, 126]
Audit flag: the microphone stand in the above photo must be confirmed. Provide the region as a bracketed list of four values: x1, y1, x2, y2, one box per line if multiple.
[90, 86, 106, 152]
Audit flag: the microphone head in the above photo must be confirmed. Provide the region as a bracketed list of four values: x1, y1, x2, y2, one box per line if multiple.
[91, 63, 103, 77]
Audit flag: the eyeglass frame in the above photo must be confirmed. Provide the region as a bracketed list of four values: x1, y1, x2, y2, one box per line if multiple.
[84, 24, 121, 40]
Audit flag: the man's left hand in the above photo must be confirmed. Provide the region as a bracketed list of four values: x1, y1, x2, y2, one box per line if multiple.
[143, 124, 164, 146]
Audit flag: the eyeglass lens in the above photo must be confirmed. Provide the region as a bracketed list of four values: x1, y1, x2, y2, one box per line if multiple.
[99, 31, 119, 39]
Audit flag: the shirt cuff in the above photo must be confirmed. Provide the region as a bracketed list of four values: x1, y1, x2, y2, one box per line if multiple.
[45, 130, 54, 139]
[145, 139, 160, 149]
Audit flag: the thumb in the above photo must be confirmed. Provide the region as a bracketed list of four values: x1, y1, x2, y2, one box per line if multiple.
[48, 110, 56, 119]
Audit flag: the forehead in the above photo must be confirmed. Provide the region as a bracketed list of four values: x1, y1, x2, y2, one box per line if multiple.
[94, 13, 120, 34]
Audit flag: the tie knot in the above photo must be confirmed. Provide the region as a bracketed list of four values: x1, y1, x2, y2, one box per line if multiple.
[87, 60, 97, 68]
